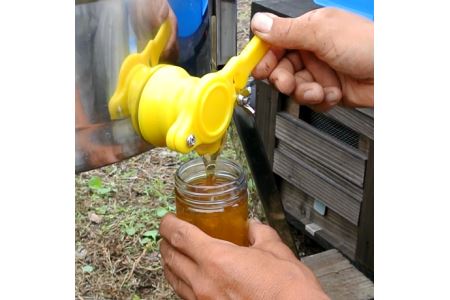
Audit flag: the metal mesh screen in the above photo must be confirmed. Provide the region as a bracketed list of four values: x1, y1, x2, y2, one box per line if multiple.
[300, 107, 359, 149]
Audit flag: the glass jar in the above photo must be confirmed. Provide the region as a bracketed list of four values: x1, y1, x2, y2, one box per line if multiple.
[175, 157, 249, 246]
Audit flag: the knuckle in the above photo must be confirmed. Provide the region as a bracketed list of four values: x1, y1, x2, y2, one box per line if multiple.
[263, 60, 273, 75]
[196, 243, 227, 269]
[309, 7, 335, 23]
[208, 244, 234, 269]
[279, 18, 294, 39]
[265, 226, 281, 238]
[192, 281, 213, 299]
[269, 69, 279, 84]
[171, 276, 183, 293]
[321, 7, 340, 18]
[170, 225, 190, 247]
[165, 246, 176, 267]
[255, 222, 279, 238]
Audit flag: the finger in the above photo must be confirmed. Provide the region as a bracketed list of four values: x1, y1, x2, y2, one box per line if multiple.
[248, 220, 298, 262]
[339, 75, 374, 107]
[300, 51, 342, 105]
[295, 69, 314, 82]
[251, 11, 323, 53]
[160, 213, 211, 261]
[248, 219, 282, 245]
[285, 51, 303, 72]
[293, 77, 324, 105]
[269, 57, 296, 95]
[160, 239, 197, 287]
[293, 69, 335, 106]
[252, 47, 285, 80]
[163, 265, 196, 300]
[301, 86, 342, 112]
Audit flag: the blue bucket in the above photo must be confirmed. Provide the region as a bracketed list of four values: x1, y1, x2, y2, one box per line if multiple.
[168, 0, 208, 38]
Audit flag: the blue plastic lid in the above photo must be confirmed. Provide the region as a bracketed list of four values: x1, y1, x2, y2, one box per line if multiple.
[168, 0, 208, 38]
[313, 0, 373, 20]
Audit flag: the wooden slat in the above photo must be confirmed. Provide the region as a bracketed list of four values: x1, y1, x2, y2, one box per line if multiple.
[282, 97, 299, 118]
[303, 249, 352, 276]
[255, 80, 281, 166]
[356, 108, 374, 119]
[274, 150, 361, 225]
[303, 249, 374, 300]
[276, 112, 367, 187]
[358, 135, 372, 155]
[323, 106, 374, 140]
[281, 181, 357, 259]
[278, 141, 364, 197]
[355, 141, 374, 277]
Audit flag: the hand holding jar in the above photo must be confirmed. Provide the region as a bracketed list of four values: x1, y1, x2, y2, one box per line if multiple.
[159, 214, 329, 300]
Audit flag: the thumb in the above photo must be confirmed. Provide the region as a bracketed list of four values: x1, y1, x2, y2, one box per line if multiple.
[248, 219, 298, 262]
[251, 11, 322, 53]
[248, 219, 282, 246]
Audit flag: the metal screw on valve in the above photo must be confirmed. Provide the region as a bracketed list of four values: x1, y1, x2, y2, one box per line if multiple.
[237, 86, 252, 106]
[186, 134, 196, 147]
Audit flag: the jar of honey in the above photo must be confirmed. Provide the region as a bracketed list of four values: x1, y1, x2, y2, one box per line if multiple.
[174, 158, 249, 246]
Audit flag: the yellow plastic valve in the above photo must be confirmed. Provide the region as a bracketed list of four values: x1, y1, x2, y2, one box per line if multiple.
[108, 20, 171, 128]
[108, 20, 269, 155]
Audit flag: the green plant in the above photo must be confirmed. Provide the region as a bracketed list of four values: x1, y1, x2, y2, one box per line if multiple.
[88, 176, 113, 198]
[139, 229, 159, 249]
[82, 265, 94, 273]
[144, 178, 165, 198]
[178, 151, 198, 163]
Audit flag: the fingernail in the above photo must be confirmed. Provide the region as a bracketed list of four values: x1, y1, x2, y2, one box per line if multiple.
[253, 13, 273, 33]
[325, 90, 339, 104]
[303, 89, 316, 100]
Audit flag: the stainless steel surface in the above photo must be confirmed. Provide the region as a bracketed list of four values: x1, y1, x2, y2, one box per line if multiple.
[75, 0, 216, 173]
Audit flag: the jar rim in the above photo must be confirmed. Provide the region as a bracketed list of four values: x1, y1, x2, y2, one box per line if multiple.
[175, 157, 246, 206]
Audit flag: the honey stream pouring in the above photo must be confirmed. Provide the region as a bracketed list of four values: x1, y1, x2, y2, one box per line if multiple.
[108, 20, 269, 155]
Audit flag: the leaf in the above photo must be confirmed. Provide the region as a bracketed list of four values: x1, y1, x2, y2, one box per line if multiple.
[139, 237, 151, 245]
[123, 170, 137, 178]
[168, 204, 176, 212]
[131, 294, 141, 300]
[125, 227, 136, 236]
[135, 223, 145, 230]
[96, 187, 111, 195]
[82, 265, 94, 273]
[88, 176, 102, 190]
[95, 205, 108, 215]
[247, 178, 255, 190]
[143, 229, 158, 240]
[91, 194, 101, 201]
[156, 207, 168, 218]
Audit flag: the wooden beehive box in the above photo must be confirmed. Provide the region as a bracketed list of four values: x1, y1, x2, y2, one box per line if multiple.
[252, 0, 374, 278]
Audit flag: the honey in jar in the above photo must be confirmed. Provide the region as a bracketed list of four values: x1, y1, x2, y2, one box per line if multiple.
[174, 158, 249, 246]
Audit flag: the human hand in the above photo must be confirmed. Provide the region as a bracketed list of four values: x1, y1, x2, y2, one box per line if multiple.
[130, 0, 179, 63]
[159, 213, 329, 300]
[251, 8, 373, 111]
